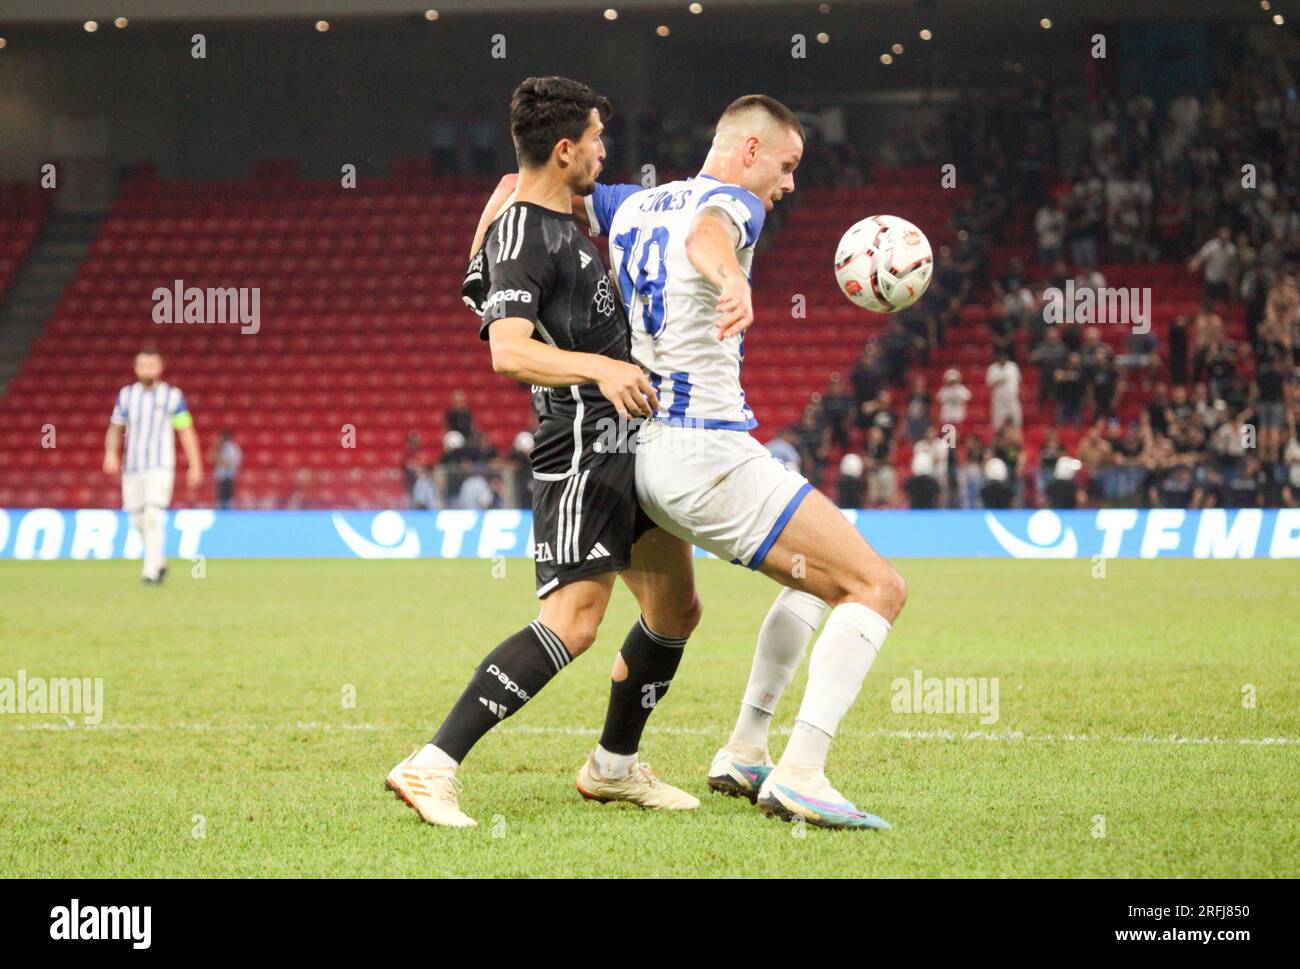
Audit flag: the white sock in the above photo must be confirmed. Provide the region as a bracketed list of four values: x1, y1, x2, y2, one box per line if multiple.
[142, 506, 166, 578]
[410, 743, 458, 770]
[781, 720, 833, 773]
[594, 743, 637, 779]
[130, 511, 146, 575]
[730, 588, 828, 749]
[731, 706, 775, 753]
[782, 602, 891, 773]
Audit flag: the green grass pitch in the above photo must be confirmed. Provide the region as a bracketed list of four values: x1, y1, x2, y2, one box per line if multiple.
[1, 557, 1297, 878]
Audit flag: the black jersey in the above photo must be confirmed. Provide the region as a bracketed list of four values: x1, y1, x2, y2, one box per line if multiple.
[479, 201, 632, 477]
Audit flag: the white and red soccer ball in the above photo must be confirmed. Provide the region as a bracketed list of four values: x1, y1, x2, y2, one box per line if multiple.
[834, 215, 933, 313]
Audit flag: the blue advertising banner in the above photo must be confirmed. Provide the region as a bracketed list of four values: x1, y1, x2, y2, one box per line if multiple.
[2, 508, 1299, 560]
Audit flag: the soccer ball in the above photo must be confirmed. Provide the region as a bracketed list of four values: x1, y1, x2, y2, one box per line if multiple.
[834, 215, 933, 313]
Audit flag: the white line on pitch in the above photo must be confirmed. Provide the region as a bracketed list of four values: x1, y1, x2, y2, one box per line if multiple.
[8, 721, 1299, 746]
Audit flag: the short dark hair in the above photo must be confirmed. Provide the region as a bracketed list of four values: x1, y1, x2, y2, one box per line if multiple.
[717, 94, 805, 143]
[137, 347, 163, 359]
[510, 76, 611, 169]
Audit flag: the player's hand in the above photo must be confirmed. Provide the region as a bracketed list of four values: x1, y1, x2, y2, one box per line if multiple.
[595, 359, 660, 419]
[103, 452, 120, 475]
[715, 275, 754, 340]
[187, 465, 203, 491]
[461, 246, 488, 316]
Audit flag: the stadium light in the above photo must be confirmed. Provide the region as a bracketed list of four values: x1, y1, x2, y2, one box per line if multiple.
[892, 42, 904, 54]
[604, 8, 618, 20]
[114, 17, 128, 29]
[819, 2, 831, 12]
[0, 37, 6, 49]
[1260, 1, 1270, 9]
[689, 3, 703, 14]
[817, 32, 829, 43]
[84, 20, 99, 32]
[1275, 13, 1285, 24]
[880, 53, 893, 64]
[315, 20, 330, 32]
[919, 28, 933, 40]
[424, 9, 439, 20]
[1040, 18, 1052, 29]
[656, 25, 670, 36]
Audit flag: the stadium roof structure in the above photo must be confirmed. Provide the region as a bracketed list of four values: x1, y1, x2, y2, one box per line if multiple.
[0, 0, 1284, 27]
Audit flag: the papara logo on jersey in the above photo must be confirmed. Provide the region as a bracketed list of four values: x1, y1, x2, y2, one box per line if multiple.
[984, 510, 1078, 558]
[331, 511, 420, 558]
[485, 289, 533, 309]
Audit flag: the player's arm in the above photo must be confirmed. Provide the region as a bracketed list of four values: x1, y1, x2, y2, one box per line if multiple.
[103, 391, 126, 474]
[170, 395, 202, 489]
[481, 228, 658, 418]
[488, 318, 658, 418]
[574, 181, 641, 234]
[462, 176, 520, 317]
[685, 208, 753, 341]
[103, 423, 123, 475]
[468, 174, 519, 260]
[179, 424, 203, 489]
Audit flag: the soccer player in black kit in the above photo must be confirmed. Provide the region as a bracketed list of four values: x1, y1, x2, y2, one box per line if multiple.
[387, 78, 702, 827]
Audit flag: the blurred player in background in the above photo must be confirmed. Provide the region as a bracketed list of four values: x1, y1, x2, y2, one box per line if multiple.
[102, 348, 203, 584]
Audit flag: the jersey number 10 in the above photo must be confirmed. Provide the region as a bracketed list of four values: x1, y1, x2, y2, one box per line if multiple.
[614, 226, 669, 339]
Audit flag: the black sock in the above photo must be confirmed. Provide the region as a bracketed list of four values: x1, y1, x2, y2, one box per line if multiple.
[598, 616, 688, 756]
[431, 621, 571, 763]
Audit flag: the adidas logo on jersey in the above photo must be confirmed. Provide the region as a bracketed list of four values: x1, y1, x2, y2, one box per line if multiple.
[479, 697, 508, 719]
[579, 251, 592, 269]
[585, 543, 610, 561]
[534, 542, 554, 562]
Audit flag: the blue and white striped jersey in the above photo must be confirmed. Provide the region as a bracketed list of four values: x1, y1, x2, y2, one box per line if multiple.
[589, 177, 766, 430]
[110, 382, 190, 473]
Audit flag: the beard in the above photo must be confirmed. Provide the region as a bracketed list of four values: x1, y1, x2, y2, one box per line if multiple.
[571, 158, 602, 197]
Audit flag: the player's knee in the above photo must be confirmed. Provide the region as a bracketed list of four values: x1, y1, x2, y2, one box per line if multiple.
[834, 559, 907, 622]
[880, 566, 908, 618]
[559, 616, 601, 656]
[661, 593, 703, 640]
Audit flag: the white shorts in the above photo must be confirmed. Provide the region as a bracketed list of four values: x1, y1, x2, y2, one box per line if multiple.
[634, 421, 813, 569]
[122, 469, 174, 512]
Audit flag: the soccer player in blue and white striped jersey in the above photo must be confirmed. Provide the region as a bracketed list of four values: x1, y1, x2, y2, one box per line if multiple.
[102, 349, 203, 583]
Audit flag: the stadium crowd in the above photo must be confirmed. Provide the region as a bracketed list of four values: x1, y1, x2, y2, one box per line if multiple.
[766, 64, 1300, 511]
[408, 62, 1299, 513]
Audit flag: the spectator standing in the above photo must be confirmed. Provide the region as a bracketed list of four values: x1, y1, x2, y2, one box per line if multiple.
[864, 426, 896, 507]
[986, 348, 1023, 429]
[903, 376, 932, 442]
[1035, 197, 1066, 266]
[446, 389, 474, 438]
[1188, 226, 1237, 303]
[936, 368, 972, 427]
[212, 429, 242, 510]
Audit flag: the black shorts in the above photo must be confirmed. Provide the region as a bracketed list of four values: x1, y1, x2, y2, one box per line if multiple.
[531, 450, 654, 597]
